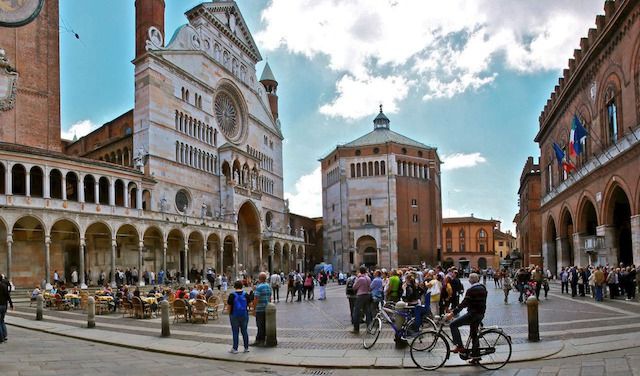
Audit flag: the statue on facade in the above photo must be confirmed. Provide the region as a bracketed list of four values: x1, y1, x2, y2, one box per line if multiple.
[159, 196, 167, 213]
[233, 170, 239, 185]
[200, 203, 207, 219]
[134, 147, 146, 170]
[284, 198, 289, 212]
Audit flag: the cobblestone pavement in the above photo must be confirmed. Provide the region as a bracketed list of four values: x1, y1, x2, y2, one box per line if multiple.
[9, 280, 639, 350]
[1, 326, 639, 376]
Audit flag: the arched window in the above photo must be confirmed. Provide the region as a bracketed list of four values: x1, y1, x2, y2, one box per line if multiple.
[368, 162, 373, 176]
[413, 238, 418, 250]
[350, 163, 355, 178]
[477, 228, 488, 253]
[604, 86, 620, 145]
[459, 229, 466, 252]
[445, 229, 452, 252]
[380, 161, 385, 175]
[356, 163, 361, 178]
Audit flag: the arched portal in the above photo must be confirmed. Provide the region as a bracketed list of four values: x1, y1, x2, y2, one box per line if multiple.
[50, 169, 62, 199]
[559, 208, 574, 267]
[114, 179, 125, 207]
[65, 172, 79, 201]
[143, 227, 163, 281]
[85, 222, 112, 286]
[188, 231, 204, 282]
[84, 175, 96, 203]
[478, 257, 487, 270]
[206, 233, 221, 274]
[11, 164, 26, 195]
[356, 235, 377, 267]
[166, 229, 185, 282]
[545, 216, 558, 275]
[11, 216, 45, 287]
[605, 186, 633, 266]
[223, 235, 235, 277]
[29, 166, 44, 197]
[237, 201, 261, 276]
[50, 219, 81, 286]
[98, 177, 109, 205]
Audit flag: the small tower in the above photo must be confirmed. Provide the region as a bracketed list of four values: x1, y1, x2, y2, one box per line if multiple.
[135, 0, 165, 59]
[260, 62, 279, 120]
[373, 104, 390, 130]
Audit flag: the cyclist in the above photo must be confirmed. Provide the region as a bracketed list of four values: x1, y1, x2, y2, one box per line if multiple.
[445, 272, 487, 363]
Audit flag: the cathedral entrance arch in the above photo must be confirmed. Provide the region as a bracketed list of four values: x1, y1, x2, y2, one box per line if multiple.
[356, 235, 377, 267]
[604, 185, 633, 266]
[237, 201, 261, 276]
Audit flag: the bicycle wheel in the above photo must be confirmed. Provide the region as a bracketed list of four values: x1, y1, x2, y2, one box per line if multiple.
[477, 329, 512, 370]
[404, 316, 437, 339]
[410, 330, 449, 371]
[362, 317, 382, 349]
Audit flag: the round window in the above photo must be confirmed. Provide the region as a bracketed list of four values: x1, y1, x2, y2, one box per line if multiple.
[175, 190, 190, 213]
[214, 92, 240, 140]
[373, 147, 379, 154]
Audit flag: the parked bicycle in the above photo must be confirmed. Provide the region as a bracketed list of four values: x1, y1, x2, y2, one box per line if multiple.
[410, 316, 512, 370]
[363, 302, 436, 349]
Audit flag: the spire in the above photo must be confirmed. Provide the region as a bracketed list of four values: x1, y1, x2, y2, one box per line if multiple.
[260, 62, 277, 83]
[373, 104, 390, 129]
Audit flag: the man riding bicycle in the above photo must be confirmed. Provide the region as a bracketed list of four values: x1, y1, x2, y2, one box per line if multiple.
[445, 272, 487, 362]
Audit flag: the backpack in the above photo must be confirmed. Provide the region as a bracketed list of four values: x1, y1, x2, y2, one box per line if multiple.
[231, 291, 248, 317]
[346, 277, 355, 296]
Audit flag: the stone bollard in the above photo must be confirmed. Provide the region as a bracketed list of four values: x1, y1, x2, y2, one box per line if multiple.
[87, 296, 96, 329]
[35, 295, 44, 321]
[160, 300, 170, 337]
[526, 295, 539, 342]
[394, 301, 408, 348]
[265, 302, 277, 347]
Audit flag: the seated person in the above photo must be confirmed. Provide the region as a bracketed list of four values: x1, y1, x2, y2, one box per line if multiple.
[189, 286, 199, 300]
[446, 273, 487, 361]
[31, 286, 41, 303]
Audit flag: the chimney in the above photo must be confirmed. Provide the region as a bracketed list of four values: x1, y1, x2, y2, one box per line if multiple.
[135, 0, 165, 59]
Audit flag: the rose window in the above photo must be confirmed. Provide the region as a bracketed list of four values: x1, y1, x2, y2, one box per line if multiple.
[214, 93, 239, 139]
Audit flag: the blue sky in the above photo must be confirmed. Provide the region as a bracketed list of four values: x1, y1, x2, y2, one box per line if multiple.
[59, 0, 606, 232]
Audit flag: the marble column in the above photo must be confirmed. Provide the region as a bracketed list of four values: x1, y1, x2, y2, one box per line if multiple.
[183, 241, 189, 283]
[138, 241, 144, 286]
[108, 179, 115, 206]
[25, 171, 31, 197]
[111, 239, 117, 287]
[6, 235, 13, 281]
[162, 242, 167, 275]
[632, 215, 640, 267]
[94, 181, 100, 204]
[136, 185, 143, 210]
[4, 164, 11, 195]
[597, 225, 618, 266]
[234, 245, 239, 280]
[542, 240, 557, 277]
[555, 237, 570, 270]
[258, 241, 263, 272]
[124, 182, 130, 208]
[79, 238, 87, 288]
[43, 169, 50, 199]
[219, 246, 224, 275]
[202, 243, 207, 274]
[78, 175, 85, 203]
[45, 235, 51, 284]
[61, 175, 67, 200]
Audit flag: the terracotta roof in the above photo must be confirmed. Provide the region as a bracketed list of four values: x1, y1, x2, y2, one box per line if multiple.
[342, 128, 433, 149]
[442, 216, 499, 224]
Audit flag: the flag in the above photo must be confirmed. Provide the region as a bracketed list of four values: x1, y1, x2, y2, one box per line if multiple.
[571, 115, 588, 155]
[553, 142, 576, 173]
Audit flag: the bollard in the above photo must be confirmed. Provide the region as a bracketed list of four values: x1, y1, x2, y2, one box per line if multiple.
[87, 296, 95, 329]
[265, 302, 277, 347]
[35, 295, 43, 321]
[526, 296, 539, 342]
[160, 300, 170, 337]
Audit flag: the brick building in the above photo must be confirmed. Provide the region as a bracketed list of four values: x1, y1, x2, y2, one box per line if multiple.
[321, 108, 442, 272]
[535, 0, 640, 275]
[515, 156, 542, 267]
[442, 216, 500, 272]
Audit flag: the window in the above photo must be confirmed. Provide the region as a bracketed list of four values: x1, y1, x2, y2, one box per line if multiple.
[373, 147, 379, 154]
[547, 163, 553, 192]
[459, 229, 466, 252]
[332, 204, 335, 212]
[402, 148, 407, 154]
[349, 251, 354, 264]
[411, 199, 417, 207]
[175, 189, 190, 213]
[365, 214, 372, 223]
[350, 163, 355, 178]
[355, 149, 361, 156]
[499, 241, 504, 246]
[365, 198, 372, 206]
[412, 214, 419, 223]
[446, 228, 452, 252]
[480, 244, 485, 252]
[607, 98, 618, 144]
[413, 238, 418, 250]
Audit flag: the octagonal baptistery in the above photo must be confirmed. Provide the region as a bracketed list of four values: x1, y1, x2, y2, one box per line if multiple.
[320, 108, 443, 272]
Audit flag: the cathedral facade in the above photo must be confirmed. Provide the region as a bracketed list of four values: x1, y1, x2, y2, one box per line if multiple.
[0, 0, 305, 288]
[321, 109, 443, 272]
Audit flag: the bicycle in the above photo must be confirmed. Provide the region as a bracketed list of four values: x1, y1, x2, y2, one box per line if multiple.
[362, 302, 436, 349]
[409, 316, 512, 370]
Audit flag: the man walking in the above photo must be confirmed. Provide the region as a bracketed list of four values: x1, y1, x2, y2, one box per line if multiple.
[350, 266, 372, 334]
[270, 271, 281, 303]
[252, 272, 271, 346]
[594, 266, 605, 302]
[560, 268, 569, 294]
[0, 274, 14, 343]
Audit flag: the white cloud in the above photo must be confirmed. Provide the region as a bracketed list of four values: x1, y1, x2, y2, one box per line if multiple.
[319, 74, 410, 120]
[61, 120, 98, 140]
[285, 167, 322, 218]
[442, 152, 487, 171]
[257, 0, 603, 118]
[443, 207, 467, 218]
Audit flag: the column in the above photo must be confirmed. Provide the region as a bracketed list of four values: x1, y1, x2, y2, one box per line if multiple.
[555, 237, 569, 271]
[111, 239, 117, 287]
[108, 179, 115, 206]
[219, 246, 224, 275]
[258, 241, 263, 272]
[572, 233, 589, 267]
[138, 241, 144, 286]
[136, 185, 143, 210]
[202, 243, 207, 275]
[542, 240, 557, 277]
[183, 241, 189, 283]
[4, 164, 11, 195]
[61, 175, 67, 200]
[79, 238, 87, 288]
[25, 170, 30, 197]
[162, 242, 167, 274]
[43, 169, 50, 199]
[597, 225, 618, 266]
[302, 247, 306, 272]
[78, 174, 85, 203]
[631, 215, 640, 267]
[268, 245, 274, 274]
[94, 181, 100, 204]
[234, 245, 239, 280]
[377, 247, 381, 267]
[124, 182, 130, 208]
[45, 235, 51, 285]
[6, 235, 13, 281]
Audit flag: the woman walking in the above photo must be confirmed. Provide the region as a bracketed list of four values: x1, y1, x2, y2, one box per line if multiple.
[226, 280, 253, 354]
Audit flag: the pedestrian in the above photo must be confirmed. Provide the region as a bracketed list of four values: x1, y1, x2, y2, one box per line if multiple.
[570, 267, 578, 298]
[252, 272, 271, 347]
[286, 274, 295, 302]
[594, 266, 605, 302]
[370, 270, 383, 314]
[53, 270, 60, 285]
[71, 269, 78, 287]
[502, 273, 512, 304]
[451, 270, 464, 310]
[270, 271, 281, 303]
[345, 272, 357, 317]
[318, 271, 328, 300]
[385, 269, 402, 303]
[304, 273, 314, 300]
[350, 266, 372, 334]
[226, 280, 252, 354]
[0, 274, 14, 343]
[295, 271, 304, 302]
[560, 267, 569, 294]
[439, 275, 454, 316]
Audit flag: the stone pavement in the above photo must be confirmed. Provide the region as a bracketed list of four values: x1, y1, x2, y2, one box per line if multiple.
[5, 281, 640, 368]
[1, 326, 640, 375]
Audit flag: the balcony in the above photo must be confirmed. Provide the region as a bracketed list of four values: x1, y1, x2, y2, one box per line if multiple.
[542, 125, 640, 206]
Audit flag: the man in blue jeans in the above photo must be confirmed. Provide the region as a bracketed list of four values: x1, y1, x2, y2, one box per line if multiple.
[0, 274, 14, 343]
[446, 273, 487, 363]
[226, 280, 253, 353]
[253, 272, 272, 346]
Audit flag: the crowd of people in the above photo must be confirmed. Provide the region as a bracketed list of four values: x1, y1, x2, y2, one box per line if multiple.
[558, 264, 637, 301]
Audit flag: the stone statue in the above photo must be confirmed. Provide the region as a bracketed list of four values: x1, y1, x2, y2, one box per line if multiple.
[233, 170, 239, 185]
[134, 147, 145, 169]
[200, 203, 207, 219]
[159, 196, 167, 213]
[284, 198, 289, 211]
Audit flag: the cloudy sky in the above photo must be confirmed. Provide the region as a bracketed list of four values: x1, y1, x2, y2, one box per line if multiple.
[59, 0, 606, 232]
